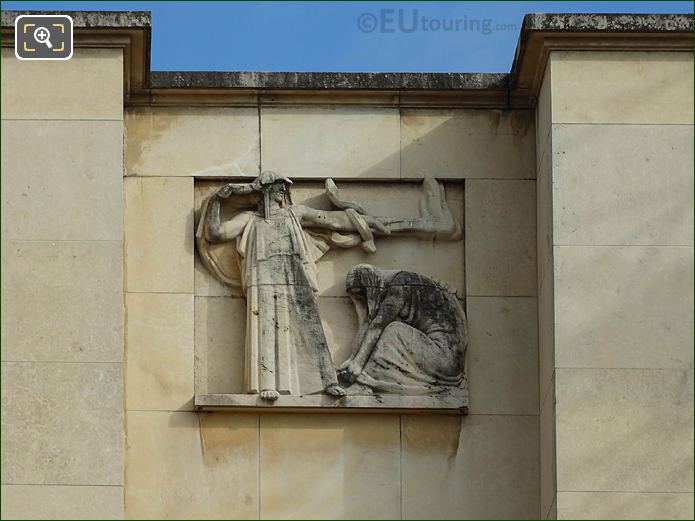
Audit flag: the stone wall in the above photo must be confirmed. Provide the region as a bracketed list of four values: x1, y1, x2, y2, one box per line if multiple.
[536, 50, 694, 520]
[122, 105, 540, 519]
[5, 18, 690, 519]
[1, 48, 125, 519]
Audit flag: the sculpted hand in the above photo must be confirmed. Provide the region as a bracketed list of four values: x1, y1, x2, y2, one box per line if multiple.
[364, 216, 391, 235]
[216, 183, 237, 199]
[337, 359, 363, 385]
[216, 182, 256, 200]
[251, 171, 278, 191]
[250, 176, 263, 192]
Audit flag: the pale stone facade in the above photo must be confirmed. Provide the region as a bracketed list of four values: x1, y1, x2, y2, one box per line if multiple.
[120, 107, 536, 516]
[1, 41, 125, 519]
[1, 10, 693, 520]
[536, 48, 694, 520]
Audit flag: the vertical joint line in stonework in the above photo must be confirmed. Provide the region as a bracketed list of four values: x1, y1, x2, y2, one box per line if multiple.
[398, 105, 402, 181]
[399, 414, 403, 519]
[257, 94, 262, 173]
[462, 178, 467, 306]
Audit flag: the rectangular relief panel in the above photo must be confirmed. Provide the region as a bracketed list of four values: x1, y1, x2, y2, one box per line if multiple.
[193, 178, 467, 412]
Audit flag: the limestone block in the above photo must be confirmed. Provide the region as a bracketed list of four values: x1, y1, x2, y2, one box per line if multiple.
[195, 296, 246, 395]
[536, 65, 552, 163]
[540, 378, 556, 520]
[125, 411, 258, 519]
[553, 124, 694, 246]
[260, 414, 400, 519]
[126, 293, 194, 411]
[1, 120, 123, 241]
[125, 107, 259, 177]
[261, 106, 400, 179]
[1, 241, 122, 363]
[555, 368, 694, 493]
[1, 48, 123, 120]
[0, 485, 124, 520]
[1, 362, 123, 485]
[401, 109, 535, 179]
[465, 180, 537, 296]
[556, 491, 695, 520]
[402, 414, 539, 519]
[466, 297, 538, 415]
[550, 51, 694, 124]
[194, 180, 465, 297]
[125, 177, 194, 293]
[555, 246, 693, 369]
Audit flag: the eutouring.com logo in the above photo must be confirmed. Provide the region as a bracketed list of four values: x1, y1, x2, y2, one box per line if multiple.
[357, 9, 516, 35]
[15, 14, 73, 60]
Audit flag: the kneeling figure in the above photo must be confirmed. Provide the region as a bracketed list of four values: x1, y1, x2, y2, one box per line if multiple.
[339, 264, 467, 396]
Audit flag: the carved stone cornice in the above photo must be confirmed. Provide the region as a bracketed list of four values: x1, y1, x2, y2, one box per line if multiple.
[2, 10, 151, 99]
[510, 13, 694, 107]
[2, 10, 692, 109]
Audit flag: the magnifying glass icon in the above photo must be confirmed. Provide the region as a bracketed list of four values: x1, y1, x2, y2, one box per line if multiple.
[33, 26, 53, 49]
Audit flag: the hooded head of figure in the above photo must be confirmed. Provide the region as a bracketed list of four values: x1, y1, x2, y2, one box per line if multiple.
[252, 170, 294, 218]
[346, 264, 387, 320]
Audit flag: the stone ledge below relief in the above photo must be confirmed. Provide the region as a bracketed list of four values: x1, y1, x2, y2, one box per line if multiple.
[195, 390, 468, 413]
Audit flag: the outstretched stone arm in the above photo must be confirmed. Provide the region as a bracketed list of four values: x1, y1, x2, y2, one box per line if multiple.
[295, 205, 393, 234]
[322, 177, 460, 240]
[205, 183, 255, 243]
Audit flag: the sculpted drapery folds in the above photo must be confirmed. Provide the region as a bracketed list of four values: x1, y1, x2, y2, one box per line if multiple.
[340, 264, 467, 399]
[196, 171, 462, 401]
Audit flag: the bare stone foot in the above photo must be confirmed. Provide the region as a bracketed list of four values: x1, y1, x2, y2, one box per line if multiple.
[325, 383, 346, 397]
[260, 389, 280, 401]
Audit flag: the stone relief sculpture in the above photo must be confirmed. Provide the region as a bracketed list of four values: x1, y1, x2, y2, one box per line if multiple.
[196, 171, 462, 402]
[339, 264, 467, 398]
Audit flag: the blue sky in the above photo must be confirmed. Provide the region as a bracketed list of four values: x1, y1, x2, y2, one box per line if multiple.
[3, 1, 692, 72]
